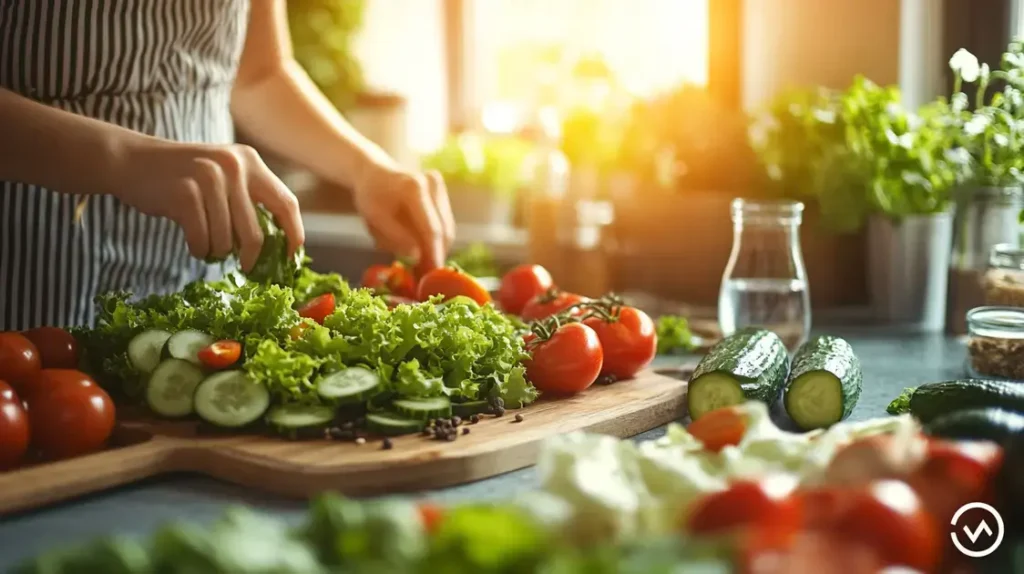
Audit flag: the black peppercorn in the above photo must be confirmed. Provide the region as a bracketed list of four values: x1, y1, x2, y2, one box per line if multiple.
[494, 406, 506, 417]
[451, 416, 462, 426]
[381, 438, 393, 450]
[462, 427, 470, 435]
[470, 414, 480, 424]
[445, 432, 457, 442]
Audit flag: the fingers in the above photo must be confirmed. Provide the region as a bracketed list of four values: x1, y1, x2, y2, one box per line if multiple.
[176, 178, 211, 260]
[407, 174, 445, 270]
[366, 211, 421, 262]
[425, 170, 455, 252]
[242, 147, 305, 258]
[228, 178, 264, 273]
[194, 157, 233, 260]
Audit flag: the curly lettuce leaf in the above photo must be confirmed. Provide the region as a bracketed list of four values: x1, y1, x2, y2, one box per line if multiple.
[245, 339, 322, 405]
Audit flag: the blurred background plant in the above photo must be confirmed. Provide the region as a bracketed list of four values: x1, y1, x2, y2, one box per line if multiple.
[421, 133, 534, 199]
[287, 0, 367, 112]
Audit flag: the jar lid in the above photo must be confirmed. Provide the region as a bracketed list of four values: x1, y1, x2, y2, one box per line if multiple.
[989, 243, 1024, 270]
[967, 306, 1024, 338]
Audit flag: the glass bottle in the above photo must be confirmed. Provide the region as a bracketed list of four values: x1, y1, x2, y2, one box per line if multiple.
[718, 199, 811, 351]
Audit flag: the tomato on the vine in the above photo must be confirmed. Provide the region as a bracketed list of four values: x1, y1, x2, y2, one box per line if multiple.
[685, 476, 801, 538]
[22, 327, 79, 369]
[26, 369, 116, 460]
[498, 264, 553, 316]
[687, 406, 748, 452]
[361, 261, 417, 299]
[523, 322, 603, 394]
[520, 289, 585, 322]
[583, 306, 656, 379]
[298, 293, 336, 325]
[0, 380, 29, 470]
[0, 332, 41, 393]
[197, 340, 242, 370]
[417, 267, 491, 305]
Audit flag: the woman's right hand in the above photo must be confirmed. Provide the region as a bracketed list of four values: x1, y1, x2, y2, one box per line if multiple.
[115, 141, 305, 272]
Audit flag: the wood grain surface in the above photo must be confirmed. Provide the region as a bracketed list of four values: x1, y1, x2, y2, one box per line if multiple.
[0, 367, 692, 516]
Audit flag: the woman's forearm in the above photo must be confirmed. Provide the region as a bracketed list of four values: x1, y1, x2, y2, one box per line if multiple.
[230, 61, 395, 189]
[0, 88, 146, 196]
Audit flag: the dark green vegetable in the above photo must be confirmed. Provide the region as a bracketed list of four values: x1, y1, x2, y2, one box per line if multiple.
[783, 335, 862, 430]
[906, 379, 1024, 423]
[995, 430, 1024, 534]
[924, 407, 1024, 442]
[687, 327, 789, 420]
[886, 387, 915, 415]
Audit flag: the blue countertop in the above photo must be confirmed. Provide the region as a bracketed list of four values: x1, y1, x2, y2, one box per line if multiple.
[0, 327, 970, 568]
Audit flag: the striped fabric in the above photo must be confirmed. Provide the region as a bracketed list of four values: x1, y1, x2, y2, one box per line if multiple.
[0, 0, 249, 330]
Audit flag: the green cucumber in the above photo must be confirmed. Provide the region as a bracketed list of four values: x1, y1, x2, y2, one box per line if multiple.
[366, 412, 427, 436]
[687, 327, 789, 420]
[924, 407, 1024, 442]
[161, 330, 215, 365]
[392, 396, 452, 420]
[452, 400, 490, 417]
[908, 379, 1024, 423]
[783, 335, 862, 430]
[146, 359, 205, 418]
[266, 404, 336, 439]
[193, 370, 271, 428]
[127, 330, 173, 374]
[315, 367, 381, 402]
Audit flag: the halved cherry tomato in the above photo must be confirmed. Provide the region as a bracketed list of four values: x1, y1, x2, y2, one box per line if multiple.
[361, 261, 417, 299]
[0, 332, 41, 393]
[197, 340, 242, 370]
[583, 306, 656, 379]
[523, 322, 603, 395]
[0, 380, 29, 470]
[21, 327, 79, 369]
[26, 369, 115, 460]
[830, 480, 940, 572]
[686, 406, 748, 452]
[417, 267, 491, 305]
[685, 476, 801, 538]
[520, 289, 585, 322]
[498, 264, 553, 316]
[298, 293, 336, 325]
[417, 502, 444, 534]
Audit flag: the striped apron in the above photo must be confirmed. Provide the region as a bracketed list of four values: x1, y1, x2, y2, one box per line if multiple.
[0, 0, 248, 330]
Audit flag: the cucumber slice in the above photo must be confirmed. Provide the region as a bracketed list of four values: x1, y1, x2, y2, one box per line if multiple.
[366, 412, 426, 436]
[687, 327, 789, 420]
[316, 367, 381, 402]
[146, 359, 205, 418]
[392, 396, 452, 420]
[162, 330, 215, 365]
[783, 335, 862, 430]
[686, 372, 747, 419]
[451, 400, 490, 417]
[128, 330, 173, 374]
[266, 404, 335, 430]
[193, 370, 271, 428]
[784, 373, 844, 430]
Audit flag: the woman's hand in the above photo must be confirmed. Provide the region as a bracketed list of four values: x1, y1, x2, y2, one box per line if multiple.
[352, 162, 455, 271]
[115, 141, 305, 272]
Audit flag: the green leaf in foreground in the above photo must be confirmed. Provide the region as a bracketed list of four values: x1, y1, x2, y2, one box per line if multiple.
[887, 387, 916, 415]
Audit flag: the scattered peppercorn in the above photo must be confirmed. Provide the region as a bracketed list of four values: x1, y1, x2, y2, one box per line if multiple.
[381, 438, 393, 450]
[514, 413, 524, 423]
[445, 433, 457, 442]
[462, 427, 470, 435]
[355, 437, 366, 445]
[470, 414, 480, 424]
[451, 416, 462, 426]
[596, 374, 617, 385]
[494, 406, 506, 417]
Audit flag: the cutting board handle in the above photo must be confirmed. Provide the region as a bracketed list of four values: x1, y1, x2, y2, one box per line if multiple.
[0, 436, 178, 517]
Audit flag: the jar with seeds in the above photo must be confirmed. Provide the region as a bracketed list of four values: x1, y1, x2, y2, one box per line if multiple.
[966, 306, 1024, 381]
[983, 244, 1024, 307]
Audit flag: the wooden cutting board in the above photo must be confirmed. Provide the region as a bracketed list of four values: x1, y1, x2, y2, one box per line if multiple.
[0, 367, 692, 516]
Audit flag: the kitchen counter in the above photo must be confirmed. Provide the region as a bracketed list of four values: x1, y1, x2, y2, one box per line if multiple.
[0, 327, 970, 568]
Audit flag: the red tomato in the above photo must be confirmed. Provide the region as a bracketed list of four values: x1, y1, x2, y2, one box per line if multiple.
[795, 487, 856, 530]
[197, 340, 242, 370]
[0, 332, 41, 393]
[687, 406, 748, 452]
[417, 267, 492, 305]
[583, 306, 656, 379]
[830, 480, 940, 572]
[686, 476, 801, 538]
[523, 322, 603, 395]
[21, 368, 101, 403]
[361, 262, 417, 299]
[739, 530, 882, 574]
[0, 381, 29, 470]
[417, 502, 444, 534]
[26, 370, 115, 460]
[520, 289, 585, 322]
[298, 293, 336, 325]
[21, 327, 79, 369]
[497, 264, 553, 315]
[906, 440, 1001, 527]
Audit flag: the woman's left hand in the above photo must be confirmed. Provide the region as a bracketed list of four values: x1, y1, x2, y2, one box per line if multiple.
[352, 161, 455, 271]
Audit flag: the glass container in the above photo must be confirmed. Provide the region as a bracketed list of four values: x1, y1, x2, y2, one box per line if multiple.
[718, 199, 811, 351]
[966, 306, 1024, 381]
[983, 244, 1024, 308]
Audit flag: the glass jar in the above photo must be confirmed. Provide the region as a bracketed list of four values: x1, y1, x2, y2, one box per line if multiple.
[718, 199, 811, 351]
[966, 306, 1024, 380]
[983, 244, 1024, 308]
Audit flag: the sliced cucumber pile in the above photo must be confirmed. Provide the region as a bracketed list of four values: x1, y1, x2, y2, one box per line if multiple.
[146, 359, 205, 418]
[194, 370, 271, 428]
[393, 396, 452, 420]
[366, 412, 427, 436]
[266, 404, 336, 436]
[128, 330, 173, 374]
[162, 330, 215, 365]
[316, 367, 381, 402]
[783, 335, 862, 430]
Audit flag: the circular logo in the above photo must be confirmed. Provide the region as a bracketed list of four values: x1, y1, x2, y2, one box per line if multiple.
[950, 502, 1004, 558]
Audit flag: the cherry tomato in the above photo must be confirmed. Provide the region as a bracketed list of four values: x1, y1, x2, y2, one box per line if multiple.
[197, 340, 242, 370]
[417, 267, 492, 306]
[298, 293, 336, 325]
[26, 370, 116, 460]
[497, 264, 553, 316]
[524, 322, 603, 395]
[830, 480, 940, 572]
[520, 289, 585, 322]
[362, 261, 418, 299]
[907, 439, 1001, 527]
[0, 381, 29, 470]
[687, 406, 748, 452]
[21, 327, 79, 369]
[417, 502, 444, 534]
[794, 487, 856, 530]
[686, 476, 801, 538]
[0, 332, 41, 393]
[583, 306, 656, 379]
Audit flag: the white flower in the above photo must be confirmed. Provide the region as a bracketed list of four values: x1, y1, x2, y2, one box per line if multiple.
[964, 114, 991, 136]
[951, 93, 969, 113]
[980, 63, 991, 81]
[950, 48, 981, 82]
